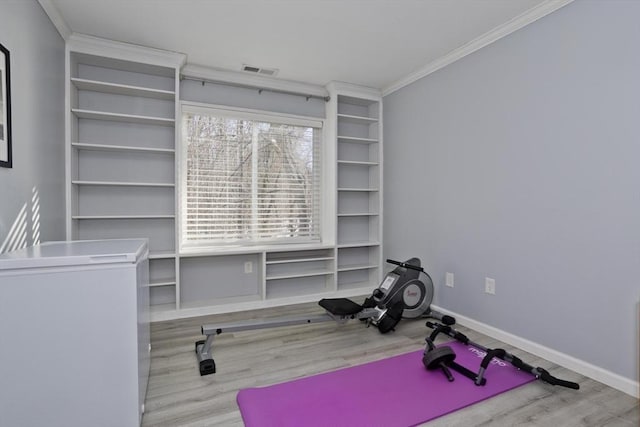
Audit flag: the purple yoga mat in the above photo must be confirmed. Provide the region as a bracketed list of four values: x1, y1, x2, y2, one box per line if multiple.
[237, 341, 535, 427]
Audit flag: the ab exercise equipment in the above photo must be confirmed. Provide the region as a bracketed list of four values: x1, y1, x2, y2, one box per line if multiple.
[195, 258, 452, 375]
[423, 321, 580, 389]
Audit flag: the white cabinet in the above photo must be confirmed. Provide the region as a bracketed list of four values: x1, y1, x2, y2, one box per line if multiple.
[0, 239, 150, 427]
[65, 35, 185, 319]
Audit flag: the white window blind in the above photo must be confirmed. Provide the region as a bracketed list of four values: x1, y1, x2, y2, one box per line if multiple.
[182, 106, 322, 247]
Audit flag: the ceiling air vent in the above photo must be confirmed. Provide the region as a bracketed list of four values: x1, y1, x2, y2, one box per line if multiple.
[242, 64, 278, 76]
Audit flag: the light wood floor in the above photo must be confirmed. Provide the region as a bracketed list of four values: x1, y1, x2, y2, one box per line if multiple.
[142, 302, 639, 426]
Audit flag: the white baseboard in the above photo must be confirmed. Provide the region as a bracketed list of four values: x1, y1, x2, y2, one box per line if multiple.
[431, 305, 639, 398]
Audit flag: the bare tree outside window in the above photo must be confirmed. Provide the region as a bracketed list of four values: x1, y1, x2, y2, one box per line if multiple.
[183, 111, 320, 246]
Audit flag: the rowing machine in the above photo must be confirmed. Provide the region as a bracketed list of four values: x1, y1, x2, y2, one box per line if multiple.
[195, 257, 453, 375]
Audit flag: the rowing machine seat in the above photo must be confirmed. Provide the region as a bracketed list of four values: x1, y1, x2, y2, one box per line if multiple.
[318, 298, 363, 316]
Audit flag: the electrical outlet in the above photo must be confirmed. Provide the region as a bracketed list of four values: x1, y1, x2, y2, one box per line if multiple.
[445, 272, 454, 288]
[244, 261, 253, 274]
[485, 277, 495, 295]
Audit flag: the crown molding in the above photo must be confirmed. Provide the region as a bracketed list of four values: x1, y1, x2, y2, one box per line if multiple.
[67, 33, 186, 69]
[382, 0, 575, 96]
[37, 0, 71, 40]
[182, 64, 329, 99]
[326, 81, 381, 100]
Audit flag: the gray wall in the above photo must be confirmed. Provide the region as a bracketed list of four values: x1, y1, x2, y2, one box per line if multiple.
[0, 0, 65, 252]
[384, 0, 639, 382]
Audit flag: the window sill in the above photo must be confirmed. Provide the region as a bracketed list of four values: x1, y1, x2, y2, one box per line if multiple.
[179, 242, 334, 257]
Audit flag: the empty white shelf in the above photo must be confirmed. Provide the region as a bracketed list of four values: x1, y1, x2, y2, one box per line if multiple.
[71, 78, 175, 100]
[337, 113, 378, 124]
[72, 142, 175, 154]
[337, 135, 378, 144]
[72, 180, 175, 187]
[72, 108, 175, 126]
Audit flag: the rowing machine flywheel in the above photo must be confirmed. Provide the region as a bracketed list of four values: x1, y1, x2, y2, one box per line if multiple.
[400, 278, 433, 319]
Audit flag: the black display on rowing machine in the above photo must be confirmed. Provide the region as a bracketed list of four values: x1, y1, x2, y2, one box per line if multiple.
[380, 272, 399, 291]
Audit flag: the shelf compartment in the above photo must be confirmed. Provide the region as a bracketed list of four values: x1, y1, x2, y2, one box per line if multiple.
[337, 269, 379, 291]
[266, 256, 334, 265]
[337, 241, 381, 249]
[337, 123, 378, 142]
[338, 191, 379, 215]
[72, 142, 175, 154]
[338, 245, 380, 265]
[76, 184, 174, 217]
[149, 257, 176, 289]
[265, 275, 332, 300]
[337, 135, 378, 144]
[337, 96, 379, 141]
[338, 140, 379, 164]
[337, 263, 379, 272]
[72, 180, 175, 187]
[179, 294, 262, 311]
[338, 216, 380, 246]
[337, 113, 378, 125]
[72, 215, 175, 220]
[72, 54, 176, 89]
[77, 118, 175, 150]
[337, 188, 379, 192]
[149, 286, 176, 311]
[266, 269, 334, 281]
[180, 254, 262, 304]
[148, 251, 176, 260]
[75, 88, 174, 120]
[149, 279, 176, 288]
[265, 249, 334, 280]
[71, 78, 175, 100]
[266, 248, 334, 263]
[75, 218, 175, 253]
[150, 303, 177, 315]
[337, 213, 379, 217]
[338, 164, 379, 189]
[337, 95, 379, 116]
[72, 109, 175, 126]
[77, 148, 175, 184]
[337, 160, 378, 166]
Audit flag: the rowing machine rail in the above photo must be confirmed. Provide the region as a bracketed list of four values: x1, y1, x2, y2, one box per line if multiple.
[196, 307, 384, 375]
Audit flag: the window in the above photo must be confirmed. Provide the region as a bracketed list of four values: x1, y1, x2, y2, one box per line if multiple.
[181, 105, 322, 248]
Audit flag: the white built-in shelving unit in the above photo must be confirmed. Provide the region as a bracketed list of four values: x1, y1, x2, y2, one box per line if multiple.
[330, 83, 384, 293]
[65, 35, 382, 321]
[65, 35, 185, 319]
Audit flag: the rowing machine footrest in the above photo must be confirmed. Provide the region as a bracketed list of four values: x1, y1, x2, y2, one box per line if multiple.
[199, 359, 216, 376]
[318, 298, 363, 316]
[376, 301, 404, 333]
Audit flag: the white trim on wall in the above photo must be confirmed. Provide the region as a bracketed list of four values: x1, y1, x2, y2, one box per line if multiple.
[431, 304, 640, 398]
[67, 33, 186, 69]
[36, 0, 71, 40]
[382, 0, 575, 96]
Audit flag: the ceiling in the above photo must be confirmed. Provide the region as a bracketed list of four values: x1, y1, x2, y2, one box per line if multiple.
[44, 0, 558, 92]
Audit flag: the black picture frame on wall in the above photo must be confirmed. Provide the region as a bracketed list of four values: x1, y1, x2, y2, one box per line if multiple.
[0, 42, 12, 168]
